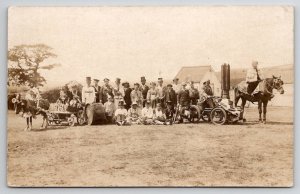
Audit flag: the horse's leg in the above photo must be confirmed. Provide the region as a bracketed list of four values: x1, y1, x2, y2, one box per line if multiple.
[258, 100, 262, 122]
[25, 117, 29, 131]
[234, 90, 240, 107]
[239, 98, 247, 121]
[263, 100, 268, 124]
[28, 116, 32, 131]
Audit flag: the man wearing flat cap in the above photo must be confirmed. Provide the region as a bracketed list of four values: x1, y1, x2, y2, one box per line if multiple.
[165, 84, 177, 109]
[131, 83, 143, 107]
[93, 79, 101, 103]
[177, 82, 190, 107]
[99, 78, 114, 104]
[198, 79, 214, 120]
[82, 76, 96, 105]
[139, 76, 149, 107]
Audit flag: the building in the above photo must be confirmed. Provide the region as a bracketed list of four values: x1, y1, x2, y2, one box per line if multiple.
[174, 65, 222, 96]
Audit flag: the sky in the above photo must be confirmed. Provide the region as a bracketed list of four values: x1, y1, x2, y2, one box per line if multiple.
[8, 6, 294, 87]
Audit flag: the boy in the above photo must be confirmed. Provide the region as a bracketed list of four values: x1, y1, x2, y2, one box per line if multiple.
[153, 103, 166, 125]
[141, 100, 154, 125]
[114, 100, 128, 126]
[127, 101, 141, 124]
[104, 95, 116, 123]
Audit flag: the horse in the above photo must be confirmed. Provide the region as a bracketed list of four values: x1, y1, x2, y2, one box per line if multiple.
[234, 76, 284, 124]
[13, 94, 50, 131]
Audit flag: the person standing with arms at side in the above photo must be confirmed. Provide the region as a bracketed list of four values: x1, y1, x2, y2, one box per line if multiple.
[93, 79, 101, 103]
[139, 76, 149, 107]
[165, 84, 177, 110]
[99, 78, 114, 104]
[81, 77, 96, 105]
[122, 82, 132, 110]
[113, 78, 124, 109]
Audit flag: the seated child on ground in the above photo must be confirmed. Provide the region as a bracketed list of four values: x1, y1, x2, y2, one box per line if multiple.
[127, 101, 141, 124]
[153, 103, 166, 125]
[141, 101, 154, 125]
[114, 101, 128, 126]
[165, 101, 174, 125]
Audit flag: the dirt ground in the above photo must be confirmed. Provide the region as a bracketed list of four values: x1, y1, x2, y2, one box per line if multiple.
[7, 107, 293, 187]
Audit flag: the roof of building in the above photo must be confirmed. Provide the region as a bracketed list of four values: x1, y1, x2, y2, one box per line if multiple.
[174, 65, 213, 83]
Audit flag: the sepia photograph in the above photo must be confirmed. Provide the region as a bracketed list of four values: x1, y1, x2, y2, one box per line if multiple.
[7, 6, 294, 187]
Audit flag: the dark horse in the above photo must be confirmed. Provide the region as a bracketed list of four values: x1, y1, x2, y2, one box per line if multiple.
[13, 94, 50, 131]
[234, 76, 284, 124]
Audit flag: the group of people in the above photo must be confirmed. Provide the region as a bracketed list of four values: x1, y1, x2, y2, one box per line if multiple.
[81, 76, 215, 125]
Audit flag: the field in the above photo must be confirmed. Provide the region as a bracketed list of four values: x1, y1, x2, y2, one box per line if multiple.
[7, 107, 293, 187]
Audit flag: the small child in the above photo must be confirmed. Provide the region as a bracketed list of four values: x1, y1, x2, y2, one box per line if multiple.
[114, 100, 128, 126]
[127, 101, 141, 124]
[153, 103, 166, 125]
[104, 95, 116, 123]
[56, 89, 69, 111]
[141, 101, 154, 125]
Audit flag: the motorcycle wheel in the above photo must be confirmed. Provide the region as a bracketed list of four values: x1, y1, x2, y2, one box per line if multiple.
[210, 107, 227, 125]
[201, 113, 211, 122]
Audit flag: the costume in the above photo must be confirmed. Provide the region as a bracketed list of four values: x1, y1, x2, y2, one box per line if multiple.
[114, 108, 128, 126]
[127, 107, 141, 124]
[141, 106, 154, 124]
[147, 88, 159, 108]
[156, 85, 166, 108]
[130, 89, 143, 107]
[113, 84, 124, 109]
[139, 84, 149, 107]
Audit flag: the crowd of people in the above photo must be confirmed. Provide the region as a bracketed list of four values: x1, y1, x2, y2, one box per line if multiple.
[80, 76, 214, 125]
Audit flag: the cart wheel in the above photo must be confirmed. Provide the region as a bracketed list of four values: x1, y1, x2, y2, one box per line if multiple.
[77, 110, 86, 125]
[68, 117, 75, 126]
[210, 107, 227, 125]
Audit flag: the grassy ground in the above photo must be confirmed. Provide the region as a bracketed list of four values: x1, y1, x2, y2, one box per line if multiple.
[7, 107, 293, 187]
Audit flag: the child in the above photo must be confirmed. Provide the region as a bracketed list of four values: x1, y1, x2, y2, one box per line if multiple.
[165, 101, 174, 125]
[114, 100, 128, 126]
[56, 89, 69, 111]
[127, 101, 141, 124]
[104, 95, 116, 123]
[153, 103, 166, 125]
[141, 101, 154, 125]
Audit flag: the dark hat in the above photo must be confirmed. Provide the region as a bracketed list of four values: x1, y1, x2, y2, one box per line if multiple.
[203, 79, 210, 84]
[141, 76, 146, 81]
[173, 78, 179, 81]
[158, 77, 163, 81]
[167, 84, 172, 87]
[122, 81, 129, 86]
[116, 78, 121, 82]
[93, 79, 99, 82]
[86, 77, 91, 81]
[190, 81, 194, 84]
[134, 83, 140, 86]
[103, 78, 110, 82]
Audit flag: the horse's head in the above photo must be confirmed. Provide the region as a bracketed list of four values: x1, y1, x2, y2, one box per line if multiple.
[11, 94, 26, 114]
[272, 75, 284, 94]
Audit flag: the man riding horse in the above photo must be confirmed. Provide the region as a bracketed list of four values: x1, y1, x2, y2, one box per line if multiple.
[235, 61, 284, 123]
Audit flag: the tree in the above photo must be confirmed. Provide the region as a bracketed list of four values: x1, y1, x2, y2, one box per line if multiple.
[8, 44, 61, 87]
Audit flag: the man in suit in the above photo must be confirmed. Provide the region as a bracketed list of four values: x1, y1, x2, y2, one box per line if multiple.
[165, 84, 177, 109]
[99, 78, 114, 104]
[139, 76, 149, 107]
[93, 79, 101, 103]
